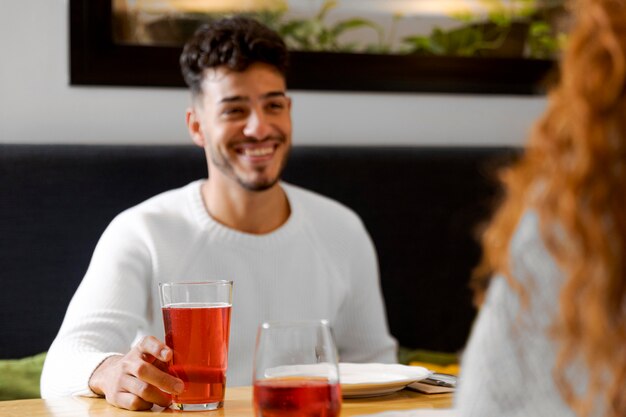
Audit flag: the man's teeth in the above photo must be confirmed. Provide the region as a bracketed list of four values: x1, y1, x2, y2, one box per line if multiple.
[243, 147, 274, 157]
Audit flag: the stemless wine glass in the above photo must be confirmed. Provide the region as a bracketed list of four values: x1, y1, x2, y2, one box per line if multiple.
[253, 320, 342, 417]
[159, 281, 233, 411]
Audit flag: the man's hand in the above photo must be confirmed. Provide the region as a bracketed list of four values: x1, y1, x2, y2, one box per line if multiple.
[89, 336, 184, 411]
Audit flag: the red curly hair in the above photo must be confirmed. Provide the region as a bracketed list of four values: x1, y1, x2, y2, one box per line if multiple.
[472, 0, 626, 416]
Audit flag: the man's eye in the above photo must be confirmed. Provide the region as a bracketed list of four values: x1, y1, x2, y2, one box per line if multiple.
[223, 108, 244, 116]
[267, 102, 285, 111]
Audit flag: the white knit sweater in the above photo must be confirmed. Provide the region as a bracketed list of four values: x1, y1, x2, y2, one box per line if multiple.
[40, 180, 397, 397]
[455, 212, 594, 416]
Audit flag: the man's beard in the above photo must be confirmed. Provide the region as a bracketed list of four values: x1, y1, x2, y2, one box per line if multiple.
[209, 138, 290, 192]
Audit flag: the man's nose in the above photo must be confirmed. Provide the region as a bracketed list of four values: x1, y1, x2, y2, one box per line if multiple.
[243, 110, 272, 140]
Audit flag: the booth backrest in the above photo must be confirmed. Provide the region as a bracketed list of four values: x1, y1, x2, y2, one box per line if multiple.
[0, 144, 519, 358]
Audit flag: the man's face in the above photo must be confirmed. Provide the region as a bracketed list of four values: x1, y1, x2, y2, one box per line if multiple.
[188, 62, 292, 192]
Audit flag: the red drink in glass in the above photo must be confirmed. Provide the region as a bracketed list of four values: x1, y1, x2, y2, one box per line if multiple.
[162, 303, 231, 407]
[254, 377, 342, 417]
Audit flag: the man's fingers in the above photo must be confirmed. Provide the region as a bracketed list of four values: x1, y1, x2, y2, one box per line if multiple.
[153, 358, 171, 373]
[137, 364, 185, 395]
[122, 356, 184, 395]
[108, 391, 153, 411]
[135, 336, 172, 362]
[92, 336, 182, 411]
[121, 375, 172, 408]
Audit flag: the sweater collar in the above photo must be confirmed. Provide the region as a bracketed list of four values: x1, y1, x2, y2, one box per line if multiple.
[187, 180, 301, 246]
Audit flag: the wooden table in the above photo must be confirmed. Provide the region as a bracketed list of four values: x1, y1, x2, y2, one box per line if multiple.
[0, 387, 453, 417]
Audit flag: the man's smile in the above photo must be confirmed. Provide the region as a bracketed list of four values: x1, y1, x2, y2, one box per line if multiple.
[232, 140, 283, 163]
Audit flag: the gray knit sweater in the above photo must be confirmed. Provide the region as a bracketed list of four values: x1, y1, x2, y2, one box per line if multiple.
[455, 212, 596, 416]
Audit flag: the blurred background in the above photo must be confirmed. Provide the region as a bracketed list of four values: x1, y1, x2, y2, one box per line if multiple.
[0, 0, 559, 146]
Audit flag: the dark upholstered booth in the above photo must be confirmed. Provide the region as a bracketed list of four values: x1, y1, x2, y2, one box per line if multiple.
[0, 144, 519, 360]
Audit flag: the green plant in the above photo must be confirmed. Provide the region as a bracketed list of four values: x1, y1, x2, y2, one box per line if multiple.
[527, 20, 562, 58]
[276, 0, 382, 52]
[132, 0, 566, 58]
[480, 0, 537, 24]
[403, 24, 511, 57]
[403, 0, 564, 58]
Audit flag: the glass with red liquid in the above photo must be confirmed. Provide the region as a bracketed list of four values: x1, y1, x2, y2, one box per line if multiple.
[159, 281, 233, 411]
[253, 320, 341, 417]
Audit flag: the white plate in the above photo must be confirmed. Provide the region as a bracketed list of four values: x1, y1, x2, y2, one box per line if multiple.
[340, 363, 431, 398]
[260, 363, 431, 399]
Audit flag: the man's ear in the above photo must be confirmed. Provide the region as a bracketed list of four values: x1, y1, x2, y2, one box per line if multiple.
[186, 107, 205, 148]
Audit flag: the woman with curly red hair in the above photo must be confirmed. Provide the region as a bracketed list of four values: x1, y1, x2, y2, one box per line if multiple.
[456, 0, 626, 416]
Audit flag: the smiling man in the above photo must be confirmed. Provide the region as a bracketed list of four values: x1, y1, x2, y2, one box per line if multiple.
[187, 61, 293, 234]
[40, 17, 397, 411]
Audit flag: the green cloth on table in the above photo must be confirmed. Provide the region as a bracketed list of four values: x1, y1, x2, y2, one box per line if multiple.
[0, 352, 46, 400]
[397, 346, 458, 366]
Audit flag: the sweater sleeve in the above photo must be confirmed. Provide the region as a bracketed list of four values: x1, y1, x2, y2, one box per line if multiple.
[455, 212, 575, 417]
[332, 219, 398, 364]
[454, 274, 528, 416]
[40, 213, 153, 398]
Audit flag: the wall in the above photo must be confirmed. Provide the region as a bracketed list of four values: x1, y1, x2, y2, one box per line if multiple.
[0, 0, 547, 146]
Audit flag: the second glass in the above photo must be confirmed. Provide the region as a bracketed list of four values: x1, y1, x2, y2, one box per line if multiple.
[159, 280, 233, 411]
[253, 320, 342, 417]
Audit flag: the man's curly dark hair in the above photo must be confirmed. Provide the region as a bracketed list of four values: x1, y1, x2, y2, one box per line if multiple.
[180, 16, 288, 98]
